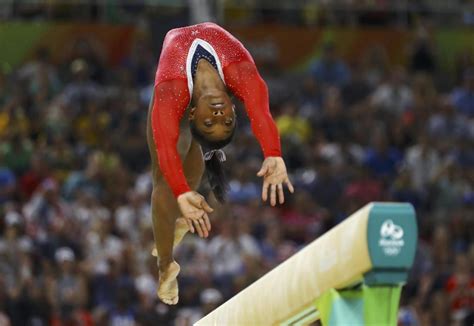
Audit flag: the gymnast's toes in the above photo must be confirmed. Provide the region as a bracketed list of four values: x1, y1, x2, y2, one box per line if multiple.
[157, 261, 180, 305]
[162, 296, 179, 305]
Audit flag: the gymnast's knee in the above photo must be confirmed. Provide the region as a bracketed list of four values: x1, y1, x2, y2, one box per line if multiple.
[151, 187, 160, 201]
[150, 184, 165, 206]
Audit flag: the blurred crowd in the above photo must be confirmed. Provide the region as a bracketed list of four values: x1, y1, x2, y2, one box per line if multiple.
[0, 20, 473, 326]
[1, 0, 474, 28]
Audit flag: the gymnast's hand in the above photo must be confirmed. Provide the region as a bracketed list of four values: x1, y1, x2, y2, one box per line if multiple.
[257, 156, 294, 206]
[177, 191, 213, 238]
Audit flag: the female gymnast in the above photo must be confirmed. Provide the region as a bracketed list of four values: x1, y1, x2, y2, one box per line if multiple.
[147, 22, 294, 304]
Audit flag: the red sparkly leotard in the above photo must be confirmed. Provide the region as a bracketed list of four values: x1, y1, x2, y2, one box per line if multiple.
[152, 22, 281, 197]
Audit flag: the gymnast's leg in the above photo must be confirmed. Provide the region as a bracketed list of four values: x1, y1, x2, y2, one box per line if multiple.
[149, 141, 204, 304]
[151, 139, 204, 257]
[147, 99, 204, 304]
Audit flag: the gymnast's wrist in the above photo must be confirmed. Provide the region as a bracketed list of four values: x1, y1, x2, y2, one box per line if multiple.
[173, 185, 192, 198]
[264, 153, 282, 159]
[263, 147, 282, 157]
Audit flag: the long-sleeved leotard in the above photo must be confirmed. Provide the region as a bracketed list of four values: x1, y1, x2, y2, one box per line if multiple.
[152, 22, 281, 197]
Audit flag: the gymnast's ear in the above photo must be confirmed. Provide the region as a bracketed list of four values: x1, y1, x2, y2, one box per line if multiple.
[189, 107, 196, 121]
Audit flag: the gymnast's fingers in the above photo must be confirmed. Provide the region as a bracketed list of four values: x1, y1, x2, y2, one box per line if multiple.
[194, 219, 204, 238]
[201, 199, 214, 213]
[194, 219, 207, 238]
[185, 218, 195, 233]
[270, 184, 277, 206]
[189, 194, 204, 208]
[198, 218, 209, 238]
[257, 164, 268, 177]
[285, 178, 295, 193]
[262, 181, 269, 202]
[278, 183, 284, 204]
[202, 213, 211, 231]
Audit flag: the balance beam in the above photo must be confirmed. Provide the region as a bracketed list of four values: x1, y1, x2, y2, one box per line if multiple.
[196, 202, 417, 325]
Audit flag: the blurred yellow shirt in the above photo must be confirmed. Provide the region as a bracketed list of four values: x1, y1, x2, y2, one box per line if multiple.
[276, 115, 311, 142]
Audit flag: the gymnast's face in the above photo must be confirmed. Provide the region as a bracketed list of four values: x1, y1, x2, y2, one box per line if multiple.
[190, 90, 236, 141]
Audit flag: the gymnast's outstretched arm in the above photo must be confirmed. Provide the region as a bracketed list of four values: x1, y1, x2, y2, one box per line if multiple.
[225, 61, 294, 205]
[151, 80, 190, 196]
[150, 79, 212, 238]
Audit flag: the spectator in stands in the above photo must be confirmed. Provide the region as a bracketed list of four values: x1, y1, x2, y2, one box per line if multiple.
[451, 68, 474, 118]
[363, 127, 403, 180]
[61, 59, 102, 113]
[0, 159, 15, 204]
[362, 45, 389, 88]
[370, 66, 412, 116]
[409, 27, 437, 75]
[444, 253, 474, 322]
[49, 247, 91, 325]
[310, 41, 350, 88]
[276, 100, 312, 143]
[404, 131, 441, 192]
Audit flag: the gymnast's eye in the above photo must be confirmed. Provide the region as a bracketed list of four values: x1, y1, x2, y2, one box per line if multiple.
[224, 118, 233, 126]
[204, 120, 213, 127]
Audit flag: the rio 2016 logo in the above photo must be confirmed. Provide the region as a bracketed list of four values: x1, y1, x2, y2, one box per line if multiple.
[379, 220, 404, 256]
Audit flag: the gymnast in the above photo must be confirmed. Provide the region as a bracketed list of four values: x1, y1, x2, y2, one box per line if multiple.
[147, 22, 294, 305]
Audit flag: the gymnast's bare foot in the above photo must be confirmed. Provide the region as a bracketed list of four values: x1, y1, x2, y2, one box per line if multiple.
[157, 261, 180, 305]
[152, 217, 189, 257]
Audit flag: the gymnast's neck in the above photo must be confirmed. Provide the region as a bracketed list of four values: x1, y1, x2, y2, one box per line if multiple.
[191, 59, 227, 104]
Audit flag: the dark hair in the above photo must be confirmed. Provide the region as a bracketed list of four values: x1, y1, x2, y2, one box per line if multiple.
[190, 121, 236, 203]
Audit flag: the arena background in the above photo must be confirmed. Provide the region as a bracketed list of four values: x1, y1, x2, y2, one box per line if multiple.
[0, 1, 473, 325]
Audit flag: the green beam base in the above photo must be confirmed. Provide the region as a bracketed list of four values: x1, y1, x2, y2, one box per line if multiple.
[364, 269, 409, 286]
[316, 285, 402, 326]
